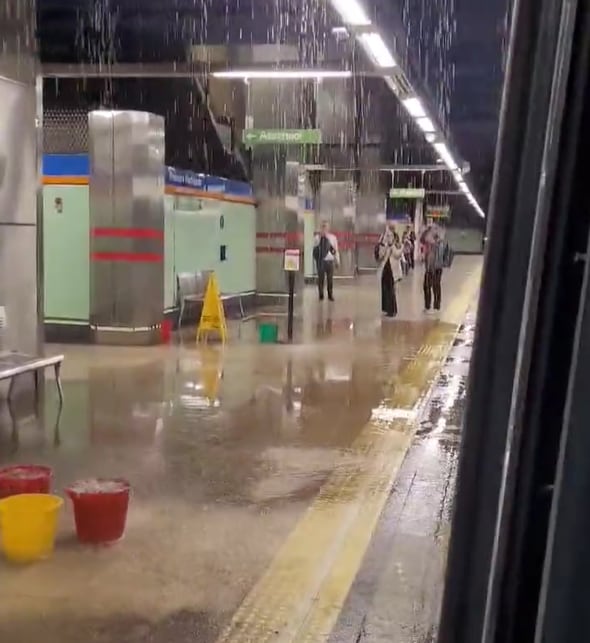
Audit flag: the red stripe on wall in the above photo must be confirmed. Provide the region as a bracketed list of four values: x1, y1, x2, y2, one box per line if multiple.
[91, 252, 163, 263]
[256, 246, 285, 254]
[256, 232, 300, 242]
[92, 228, 164, 240]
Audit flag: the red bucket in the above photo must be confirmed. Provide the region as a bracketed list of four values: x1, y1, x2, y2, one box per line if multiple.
[66, 478, 131, 545]
[161, 319, 172, 344]
[0, 465, 52, 498]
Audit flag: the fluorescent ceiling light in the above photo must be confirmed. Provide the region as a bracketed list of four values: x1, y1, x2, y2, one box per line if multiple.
[403, 97, 426, 118]
[330, 0, 371, 26]
[331, 26, 349, 37]
[212, 69, 352, 80]
[425, 132, 436, 143]
[383, 76, 400, 95]
[416, 116, 435, 133]
[433, 142, 458, 170]
[358, 33, 397, 68]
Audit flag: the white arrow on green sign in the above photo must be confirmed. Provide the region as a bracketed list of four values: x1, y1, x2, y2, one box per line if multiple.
[243, 129, 322, 146]
[390, 187, 426, 199]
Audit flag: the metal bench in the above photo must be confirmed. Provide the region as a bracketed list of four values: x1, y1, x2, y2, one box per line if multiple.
[0, 352, 64, 406]
[177, 271, 247, 327]
[177, 271, 213, 327]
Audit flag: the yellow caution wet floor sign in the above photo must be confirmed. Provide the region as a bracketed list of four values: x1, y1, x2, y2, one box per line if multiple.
[196, 274, 227, 343]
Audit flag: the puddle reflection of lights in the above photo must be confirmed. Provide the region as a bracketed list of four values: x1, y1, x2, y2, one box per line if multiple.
[431, 375, 463, 435]
[184, 382, 204, 391]
[371, 405, 417, 423]
[442, 375, 462, 412]
[325, 367, 352, 382]
[179, 394, 220, 409]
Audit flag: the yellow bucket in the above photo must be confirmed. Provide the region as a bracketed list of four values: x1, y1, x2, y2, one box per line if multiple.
[0, 493, 63, 563]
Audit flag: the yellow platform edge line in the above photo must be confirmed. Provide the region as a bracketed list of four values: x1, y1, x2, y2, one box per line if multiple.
[218, 266, 482, 643]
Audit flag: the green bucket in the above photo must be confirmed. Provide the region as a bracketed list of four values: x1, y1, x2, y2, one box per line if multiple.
[259, 322, 279, 344]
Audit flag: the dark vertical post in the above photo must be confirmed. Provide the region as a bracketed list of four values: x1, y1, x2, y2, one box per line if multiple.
[287, 271, 295, 342]
[438, 0, 577, 641]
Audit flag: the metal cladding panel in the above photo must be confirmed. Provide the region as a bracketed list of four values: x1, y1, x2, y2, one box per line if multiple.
[0, 0, 36, 85]
[357, 168, 387, 270]
[0, 77, 37, 225]
[0, 0, 40, 358]
[318, 181, 356, 278]
[89, 110, 165, 333]
[89, 110, 116, 328]
[249, 80, 306, 129]
[316, 79, 356, 145]
[0, 226, 38, 354]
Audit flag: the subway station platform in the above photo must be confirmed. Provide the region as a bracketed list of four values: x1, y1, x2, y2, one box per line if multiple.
[0, 257, 481, 643]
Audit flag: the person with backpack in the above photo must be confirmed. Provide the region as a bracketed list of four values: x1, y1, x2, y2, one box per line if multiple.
[376, 223, 403, 318]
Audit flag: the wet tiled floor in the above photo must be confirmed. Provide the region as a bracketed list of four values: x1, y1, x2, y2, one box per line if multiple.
[330, 312, 477, 643]
[0, 257, 481, 643]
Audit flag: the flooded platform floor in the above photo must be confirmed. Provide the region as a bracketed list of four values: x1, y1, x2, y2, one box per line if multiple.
[0, 257, 481, 643]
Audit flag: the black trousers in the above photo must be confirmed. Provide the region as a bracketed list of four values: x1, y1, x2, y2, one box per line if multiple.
[381, 261, 398, 317]
[317, 261, 335, 299]
[424, 269, 443, 310]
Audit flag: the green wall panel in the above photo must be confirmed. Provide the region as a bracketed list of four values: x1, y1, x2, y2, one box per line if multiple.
[216, 202, 256, 294]
[164, 194, 256, 303]
[43, 186, 90, 321]
[43, 188, 256, 323]
[164, 197, 176, 311]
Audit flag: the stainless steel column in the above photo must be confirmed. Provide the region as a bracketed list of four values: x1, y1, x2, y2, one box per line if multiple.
[248, 79, 305, 295]
[88, 110, 165, 345]
[0, 0, 40, 357]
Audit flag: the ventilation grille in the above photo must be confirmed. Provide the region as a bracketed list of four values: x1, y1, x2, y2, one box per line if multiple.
[43, 108, 89, 154]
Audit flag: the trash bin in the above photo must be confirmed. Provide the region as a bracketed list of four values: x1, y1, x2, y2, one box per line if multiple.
[66, 478, 131, 545]
[259, 322, 279, 344]
[0, 465, 52, 499]
[0, 493, 63, 563]
[160, 319, 172, 344]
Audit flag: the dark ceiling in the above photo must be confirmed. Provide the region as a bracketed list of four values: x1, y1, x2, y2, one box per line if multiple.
[38, 0, 507, 208]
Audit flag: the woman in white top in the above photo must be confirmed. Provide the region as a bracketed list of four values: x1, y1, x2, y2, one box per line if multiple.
[377, 225, 403, 318]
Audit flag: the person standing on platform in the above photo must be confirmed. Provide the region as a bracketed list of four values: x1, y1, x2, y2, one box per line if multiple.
[377, 223, 403, 318]
[391, 233, 404, 282]
[422, 231, 446, 313]
[405, 226, 416, 270]
[313, 220, 340, 301]
[402, 231, 413, 275]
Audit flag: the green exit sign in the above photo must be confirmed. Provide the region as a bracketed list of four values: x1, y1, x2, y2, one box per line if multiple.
[242, 129, 322, 146]
[390, 188, 426, 199]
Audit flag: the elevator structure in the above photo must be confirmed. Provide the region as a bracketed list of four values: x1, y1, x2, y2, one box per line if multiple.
[88, 110, 166, 345]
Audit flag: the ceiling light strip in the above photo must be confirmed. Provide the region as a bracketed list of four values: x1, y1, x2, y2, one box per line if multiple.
[329, 0, 371, 26]
[212, 69, 352, 80]
[357, 32, 397, 68]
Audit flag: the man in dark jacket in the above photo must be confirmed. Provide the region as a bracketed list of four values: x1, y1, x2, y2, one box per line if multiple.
[313, 221, 340, 301]
[422, 231, 445, 312]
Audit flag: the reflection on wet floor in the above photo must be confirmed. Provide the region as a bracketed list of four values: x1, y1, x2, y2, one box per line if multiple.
[330, 311, 478, 643]
[0, 260, 480, 643]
